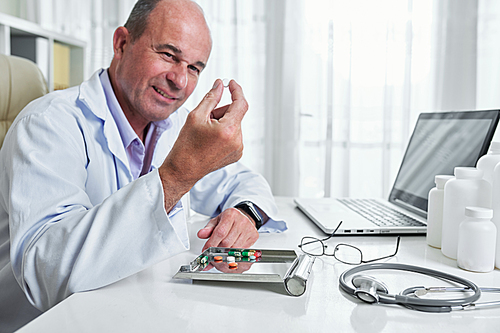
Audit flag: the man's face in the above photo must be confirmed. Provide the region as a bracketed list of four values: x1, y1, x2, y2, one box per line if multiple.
[112, 1, 212, 126]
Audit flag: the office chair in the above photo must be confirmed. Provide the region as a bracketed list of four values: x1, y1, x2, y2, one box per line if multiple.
[0, 54, 48, 148]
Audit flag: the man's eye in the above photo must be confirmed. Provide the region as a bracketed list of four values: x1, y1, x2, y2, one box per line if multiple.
[163, 52, 174, 58]
[188, 65, 200, 74]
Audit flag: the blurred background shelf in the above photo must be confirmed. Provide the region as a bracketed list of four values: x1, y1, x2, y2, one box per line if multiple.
[0, 12, 85, 92]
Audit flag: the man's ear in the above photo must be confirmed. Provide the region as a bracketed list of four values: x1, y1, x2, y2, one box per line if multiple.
[113, 26, 130, 59]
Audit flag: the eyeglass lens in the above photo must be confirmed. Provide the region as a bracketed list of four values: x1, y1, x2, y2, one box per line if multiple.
[333, 244, 362, 264]
[300, 237, 325, 256]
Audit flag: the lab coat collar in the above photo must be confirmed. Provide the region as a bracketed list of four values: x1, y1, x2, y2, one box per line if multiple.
[78, 69, 109, 121]
[77, 69, 133, 182]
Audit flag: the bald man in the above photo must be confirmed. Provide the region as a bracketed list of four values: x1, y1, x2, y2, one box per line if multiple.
[0, 0, 285, 330]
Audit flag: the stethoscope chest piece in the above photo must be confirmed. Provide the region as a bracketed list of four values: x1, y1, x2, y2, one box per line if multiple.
[352, 275, 389, 303]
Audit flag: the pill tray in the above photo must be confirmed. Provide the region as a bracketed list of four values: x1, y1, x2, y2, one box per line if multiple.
[173, 247, 297, 283]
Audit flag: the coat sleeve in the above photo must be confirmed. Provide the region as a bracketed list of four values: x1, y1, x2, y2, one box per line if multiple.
[189, 162, 288, 232]
[1, 106, 188, 311]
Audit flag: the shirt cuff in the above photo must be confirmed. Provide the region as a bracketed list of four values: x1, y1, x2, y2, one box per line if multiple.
[258, 217, 288, 233]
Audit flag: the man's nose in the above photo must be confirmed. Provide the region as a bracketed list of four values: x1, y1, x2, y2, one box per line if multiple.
[166, 64, 188, 90]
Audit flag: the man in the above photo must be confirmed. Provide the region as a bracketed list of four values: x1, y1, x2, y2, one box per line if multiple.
[0, 0, 285, 330]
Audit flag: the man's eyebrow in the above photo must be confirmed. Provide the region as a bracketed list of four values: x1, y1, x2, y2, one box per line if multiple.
[156, 43, 206, 70]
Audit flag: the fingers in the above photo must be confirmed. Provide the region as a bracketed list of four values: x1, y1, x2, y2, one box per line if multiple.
[219, 80, 248, 124]
[198, 208, 259, 252]
[197, 217, 219, 240]
[211, 104, 229, 121]
[193, 79, 224, 119]
[206, 79, 248, 123]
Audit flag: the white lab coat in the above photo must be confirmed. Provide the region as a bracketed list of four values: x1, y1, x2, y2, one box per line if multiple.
[0, 69, 284, 332]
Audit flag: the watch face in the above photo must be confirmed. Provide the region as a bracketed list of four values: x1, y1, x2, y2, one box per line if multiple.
[236, 202, 262, 228]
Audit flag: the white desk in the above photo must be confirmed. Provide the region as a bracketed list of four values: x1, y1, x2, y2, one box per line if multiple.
[17, 197, 500, 332]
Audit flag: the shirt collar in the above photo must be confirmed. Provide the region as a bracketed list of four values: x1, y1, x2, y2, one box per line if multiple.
[99, 69, 172, 149]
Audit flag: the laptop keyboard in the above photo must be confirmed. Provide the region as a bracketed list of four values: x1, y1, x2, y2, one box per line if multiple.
[337, 198, 426, 227]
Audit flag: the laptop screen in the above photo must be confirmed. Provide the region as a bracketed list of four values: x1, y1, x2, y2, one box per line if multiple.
[389, 110, 500, 217]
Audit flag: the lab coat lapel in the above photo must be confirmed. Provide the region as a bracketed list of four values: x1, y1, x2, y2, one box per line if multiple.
[150, 132, 172, 171]
[149, 108, 187, 170]
[77, 70, 133, 185]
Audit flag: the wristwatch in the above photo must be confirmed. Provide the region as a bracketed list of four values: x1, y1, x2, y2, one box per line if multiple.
[235, 201, 263, 230]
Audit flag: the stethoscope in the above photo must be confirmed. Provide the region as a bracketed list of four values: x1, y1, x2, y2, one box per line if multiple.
[339, 262, 500, 313]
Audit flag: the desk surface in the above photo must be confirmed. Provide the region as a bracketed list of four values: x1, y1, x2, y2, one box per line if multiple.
[18, 197, 500, 333]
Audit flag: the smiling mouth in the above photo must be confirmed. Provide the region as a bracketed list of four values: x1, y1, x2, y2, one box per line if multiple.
[153, 86, 175, 100]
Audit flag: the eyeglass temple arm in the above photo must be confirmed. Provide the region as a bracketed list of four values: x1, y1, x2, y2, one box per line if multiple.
[361, 236, 401, 263]
[311, 221, 344, 243]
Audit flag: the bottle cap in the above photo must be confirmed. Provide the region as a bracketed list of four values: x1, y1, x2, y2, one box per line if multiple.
[489, 141, 500, 153]
[464, 207, 493, 219]
[435, 175, 454, 189]
[454, 167, 483, 179]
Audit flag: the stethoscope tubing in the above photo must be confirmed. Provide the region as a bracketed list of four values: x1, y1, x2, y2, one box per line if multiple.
[339, 263, 483, 312]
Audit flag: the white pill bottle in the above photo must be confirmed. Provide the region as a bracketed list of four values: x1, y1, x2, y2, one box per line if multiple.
[441, 167, 491, 259]
[426, 175, 454, 248]
[457, 207, 496, 272]
[492, 160, 500, 268]
[477, 141, 500, 186]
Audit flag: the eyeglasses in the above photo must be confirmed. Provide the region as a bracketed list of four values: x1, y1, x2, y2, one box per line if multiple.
[298, 221, 400, 265]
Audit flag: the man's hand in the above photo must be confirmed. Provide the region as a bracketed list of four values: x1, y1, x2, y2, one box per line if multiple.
[197, 208, 259, 252]
[158, 79, 248, 212]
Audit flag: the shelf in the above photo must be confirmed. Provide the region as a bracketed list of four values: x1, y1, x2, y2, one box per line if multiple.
[0, 12, 86, 92]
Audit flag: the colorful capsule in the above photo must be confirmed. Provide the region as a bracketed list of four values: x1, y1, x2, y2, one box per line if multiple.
[228, 262, 238, 269]
[214, 256, 223, 262]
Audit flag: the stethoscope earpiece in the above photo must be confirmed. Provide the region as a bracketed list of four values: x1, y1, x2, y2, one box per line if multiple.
[352, 275, 389, 304]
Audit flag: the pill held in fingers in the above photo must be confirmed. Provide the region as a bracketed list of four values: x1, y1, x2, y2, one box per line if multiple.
[222, 78, 230, 88]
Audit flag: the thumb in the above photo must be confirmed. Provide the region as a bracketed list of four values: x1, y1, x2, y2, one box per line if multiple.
[193, 79, 224, 118]
[197, 217, 219, 239]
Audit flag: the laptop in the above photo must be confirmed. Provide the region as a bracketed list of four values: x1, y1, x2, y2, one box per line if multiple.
[294, 110, 500, 235]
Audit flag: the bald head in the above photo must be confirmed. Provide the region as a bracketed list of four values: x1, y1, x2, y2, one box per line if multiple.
[125, 0, 211, 44]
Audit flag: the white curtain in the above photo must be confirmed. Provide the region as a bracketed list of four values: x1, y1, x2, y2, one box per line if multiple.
[196, 0, 481, 199]
[17, 0, 500, 199]
[295, 0, 479, 199]
[188, 0, 303, 196]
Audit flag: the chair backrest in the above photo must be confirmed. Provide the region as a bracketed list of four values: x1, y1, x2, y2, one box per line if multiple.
[0, 54, 48, 148]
